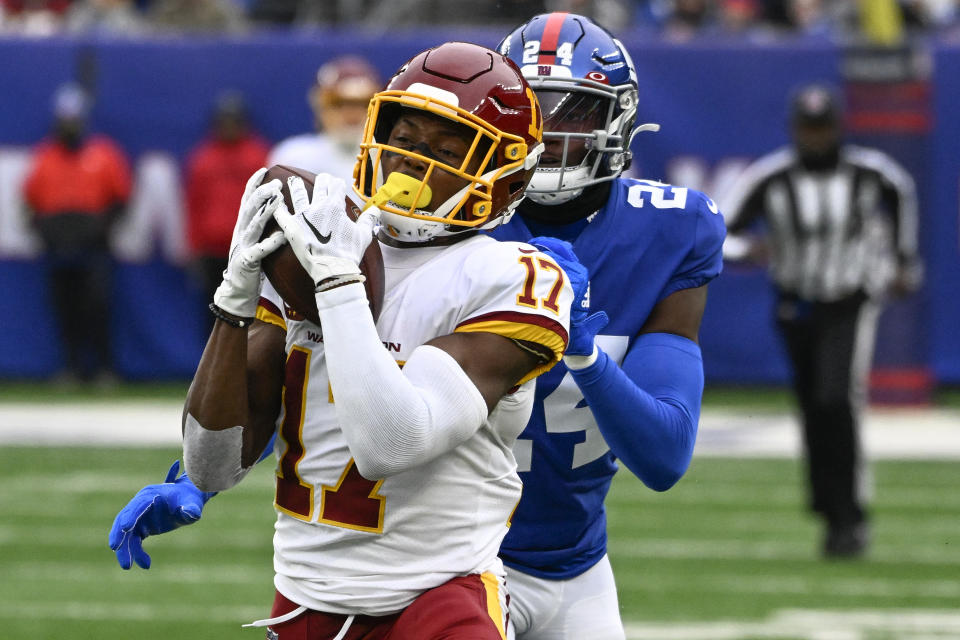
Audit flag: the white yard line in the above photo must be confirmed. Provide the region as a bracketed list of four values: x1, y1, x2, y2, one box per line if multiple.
[0, 600, 265, 624]
[694, 407, 960, 459]
[0, 401, 957, 459]
[608, 538, 960, 567]
[624, 609, 960, 640]
[3, 561, 266, 585]
[0, 401, 182, 446]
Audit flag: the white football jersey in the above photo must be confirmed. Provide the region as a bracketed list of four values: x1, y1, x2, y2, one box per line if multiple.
[255, 232, 572, 616]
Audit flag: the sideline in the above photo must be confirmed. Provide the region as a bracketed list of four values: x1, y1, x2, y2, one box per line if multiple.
[0, 400, 958, 459]
[694, 406, 960, 459]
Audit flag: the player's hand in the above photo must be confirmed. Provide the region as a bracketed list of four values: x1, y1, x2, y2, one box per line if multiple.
[273, 173, 378, 290]
[890, 258, 924, 298]
[212, 168, 287, 318]
[108, 460, 215, 570]
[529, 236, 608, 357]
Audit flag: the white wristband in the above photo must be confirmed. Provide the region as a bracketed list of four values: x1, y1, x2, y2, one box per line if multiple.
[563, 344, 599, 370]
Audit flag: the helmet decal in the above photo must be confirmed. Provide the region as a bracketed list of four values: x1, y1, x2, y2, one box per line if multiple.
[526, 87, 543, 139]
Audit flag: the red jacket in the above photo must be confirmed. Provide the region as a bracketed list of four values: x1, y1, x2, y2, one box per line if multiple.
[185, 134, 270, 256]
[24, 135, 132, 217]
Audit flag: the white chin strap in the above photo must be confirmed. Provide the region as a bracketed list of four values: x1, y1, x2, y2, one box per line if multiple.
[525, 165, 591, 205]
[378, 208, 448, 242]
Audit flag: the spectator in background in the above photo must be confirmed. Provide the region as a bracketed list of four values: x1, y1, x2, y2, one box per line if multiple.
[856, 0, 906, 44]
[900, 0, 959, 31]
[784, 0, 838, 35]
[245, 0, 301, 24]
[0, 0, 71, 35]
[722, 84, 923, 559]
[718, 0, 768, 35]
[184, 91, 269, 330]
[662, 0, 713, 39]
[65, 0, 146, 34]
[540, 0, 634, 29]
[267, 55, 380, 176]
[23, 83, 131, 385]
[654, 0, 769, 40]
[146, 0, 247, 33]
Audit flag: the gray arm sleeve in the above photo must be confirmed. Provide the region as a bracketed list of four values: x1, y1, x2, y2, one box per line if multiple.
[182, 414, 253, 492]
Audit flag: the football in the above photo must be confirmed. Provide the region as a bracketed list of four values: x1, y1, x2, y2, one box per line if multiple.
[259, 164, 384, 325]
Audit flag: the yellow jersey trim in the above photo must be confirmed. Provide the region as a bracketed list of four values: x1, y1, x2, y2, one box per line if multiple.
[455, 319, 566, 384]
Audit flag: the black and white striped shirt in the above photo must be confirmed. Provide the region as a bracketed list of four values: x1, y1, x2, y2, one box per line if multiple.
[722, 145, 919, 302]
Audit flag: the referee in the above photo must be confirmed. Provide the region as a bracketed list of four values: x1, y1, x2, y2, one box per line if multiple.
[722, 84, 922, 558]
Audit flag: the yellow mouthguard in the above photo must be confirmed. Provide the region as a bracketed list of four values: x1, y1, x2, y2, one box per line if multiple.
[364, 172, 433, 211]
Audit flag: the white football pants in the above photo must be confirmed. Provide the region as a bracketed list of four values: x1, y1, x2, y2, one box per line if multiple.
[506, 554, 625, 640]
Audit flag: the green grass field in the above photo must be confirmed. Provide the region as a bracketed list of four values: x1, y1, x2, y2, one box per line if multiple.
[1, 441, 958, 639]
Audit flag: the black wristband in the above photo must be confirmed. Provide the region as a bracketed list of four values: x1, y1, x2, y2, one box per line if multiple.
[315, 274, 366, 293]
[209, 303, 254, 329]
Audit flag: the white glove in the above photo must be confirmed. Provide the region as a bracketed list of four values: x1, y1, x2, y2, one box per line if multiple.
[212, 168, 287, 318]
[272, 173, 379, 291]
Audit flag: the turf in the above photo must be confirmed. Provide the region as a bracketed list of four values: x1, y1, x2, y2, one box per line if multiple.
[0, 381, 192, 403]
[606, 457, 960, 636]
[2, 380, 958, 410]
[1, 445, 957, 639]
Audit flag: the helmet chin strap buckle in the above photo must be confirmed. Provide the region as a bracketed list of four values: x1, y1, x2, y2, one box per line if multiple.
[607, 151, 629, 173]
[523, 142, 545, 170]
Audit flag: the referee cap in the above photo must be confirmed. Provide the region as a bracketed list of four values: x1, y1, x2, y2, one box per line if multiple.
[791, 84, 840, 126]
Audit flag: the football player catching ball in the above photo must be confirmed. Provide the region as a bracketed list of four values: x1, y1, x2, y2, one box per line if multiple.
[115, 41, 571, 640]
[110, 14, 724, 640]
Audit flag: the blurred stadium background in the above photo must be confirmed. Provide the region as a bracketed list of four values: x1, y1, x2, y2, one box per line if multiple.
[1, 1, 959, 638]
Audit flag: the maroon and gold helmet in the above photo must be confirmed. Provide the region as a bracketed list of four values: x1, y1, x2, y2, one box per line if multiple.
[354, 42, 544, 240]
[314, 55, 380, 109]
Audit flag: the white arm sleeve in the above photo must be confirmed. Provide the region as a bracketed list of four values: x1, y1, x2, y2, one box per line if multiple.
[315, 282, 488, 479]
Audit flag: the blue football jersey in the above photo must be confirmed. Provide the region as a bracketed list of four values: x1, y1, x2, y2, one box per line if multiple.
[491, 177, 726, 579]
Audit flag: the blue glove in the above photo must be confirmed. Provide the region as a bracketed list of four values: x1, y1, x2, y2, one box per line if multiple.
[528, 236, 609, 357]
[108, 460, 215, 570]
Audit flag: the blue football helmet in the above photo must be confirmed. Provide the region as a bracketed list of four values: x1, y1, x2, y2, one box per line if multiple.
[499, 13, 657, 205]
